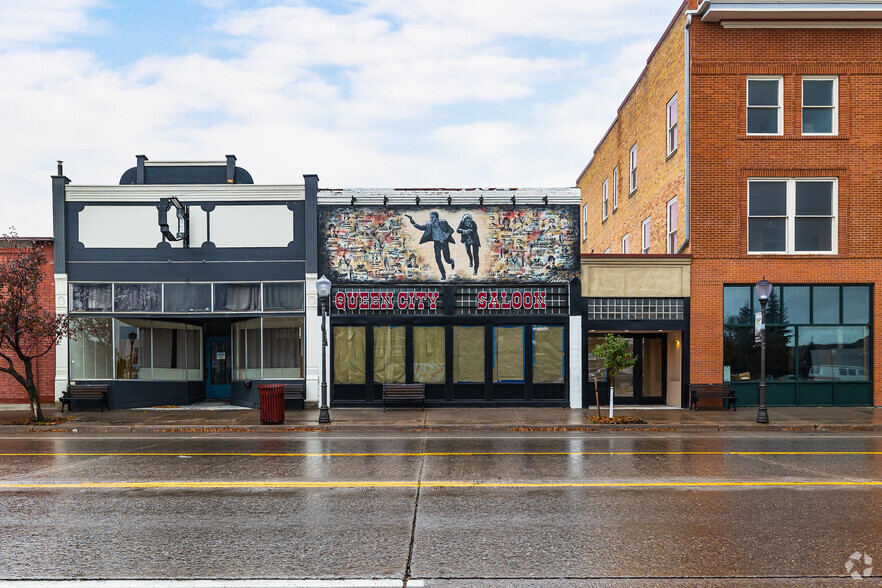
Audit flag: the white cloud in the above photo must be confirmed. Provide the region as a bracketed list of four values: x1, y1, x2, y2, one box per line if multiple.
[0, 0, 683, 235]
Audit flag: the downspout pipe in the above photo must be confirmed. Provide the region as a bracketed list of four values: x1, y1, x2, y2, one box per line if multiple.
[677, 10, 694, 254]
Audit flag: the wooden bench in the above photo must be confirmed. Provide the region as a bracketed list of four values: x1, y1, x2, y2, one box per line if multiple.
[284, 383, 306, 410]
[60, 384, 110, 412]
[382, 383, 426, 411]
[689, 383, 737, 411]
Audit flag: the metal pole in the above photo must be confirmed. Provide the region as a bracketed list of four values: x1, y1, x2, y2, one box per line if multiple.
[756, 300, 769, 424]
[318, 298, 330, 424]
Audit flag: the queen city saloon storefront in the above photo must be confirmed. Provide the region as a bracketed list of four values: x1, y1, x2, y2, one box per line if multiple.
[318, 188, 583, 407]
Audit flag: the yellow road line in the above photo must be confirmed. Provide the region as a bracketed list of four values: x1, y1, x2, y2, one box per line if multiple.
[0, 480, 880, 489]
[0, 451, 880, 457]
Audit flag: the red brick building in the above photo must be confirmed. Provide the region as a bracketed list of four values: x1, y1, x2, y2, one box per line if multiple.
[579, 0, 882, 407]
[0, 238, 56, 405]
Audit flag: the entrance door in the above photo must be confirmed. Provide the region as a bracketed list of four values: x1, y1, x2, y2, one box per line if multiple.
[206, 337, 232, 399]
[584, 335, 665, 405]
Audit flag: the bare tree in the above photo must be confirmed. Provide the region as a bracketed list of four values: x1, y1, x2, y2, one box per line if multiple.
[0, 230, 70, 421]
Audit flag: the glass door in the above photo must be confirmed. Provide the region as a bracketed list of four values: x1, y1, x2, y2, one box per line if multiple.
[584, 334, 665, 405]
[206, 337, 232, 399]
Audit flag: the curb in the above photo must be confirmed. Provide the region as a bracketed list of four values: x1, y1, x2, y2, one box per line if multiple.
[1, 423, 879, 434]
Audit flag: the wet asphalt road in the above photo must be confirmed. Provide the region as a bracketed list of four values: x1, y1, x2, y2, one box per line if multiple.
[0, 431, 880, 586]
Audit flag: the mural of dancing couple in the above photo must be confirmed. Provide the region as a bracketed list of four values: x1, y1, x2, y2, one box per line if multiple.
[320, 206, 578, 283]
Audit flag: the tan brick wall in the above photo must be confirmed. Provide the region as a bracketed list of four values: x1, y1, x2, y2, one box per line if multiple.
[577, 7, 687, 257]
[690, 21, 882, 405]
[0, 242, 56, 404]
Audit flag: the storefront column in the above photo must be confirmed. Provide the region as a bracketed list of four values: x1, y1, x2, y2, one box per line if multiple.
[304, 273, 320, 405]
[54, 273, 68, 403]
[568, 315, 582, 409]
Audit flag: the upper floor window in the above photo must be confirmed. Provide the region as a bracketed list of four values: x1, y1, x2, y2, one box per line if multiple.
[666, 197, 678, 253]
[582, 204, 588, 239]
[802, 77, 837, 135]
[747, 179, 837, 254]
[622, 233, 629, 254]
[602, 179, 609, 221]
[629, 144, 637, 193]
[747, 77, 782, 135]
[641, 218, 651, 254]
[666, 94, 678, 155]
[613, 167, 619, 210]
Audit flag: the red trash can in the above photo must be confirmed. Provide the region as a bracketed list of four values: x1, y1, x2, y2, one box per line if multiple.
[258, 384, 285, 425]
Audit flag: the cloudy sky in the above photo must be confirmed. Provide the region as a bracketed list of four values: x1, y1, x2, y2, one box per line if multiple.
[2, 0, 679, 236]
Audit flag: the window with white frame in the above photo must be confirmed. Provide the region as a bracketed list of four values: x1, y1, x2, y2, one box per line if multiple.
[582, 203, 588, 239]
[666, 94, 678, 155]
[602, 179, 609, 221]
[642, 218, 651, 254]
[629, 144, 637, 192]
[622, 233, 629, 254]
[747, 179, 837, 254]
[666, 197, 678, 253]
[613, 167, 619, 210]
[747, 77, 783, 135]
[802, 77, 837, 135]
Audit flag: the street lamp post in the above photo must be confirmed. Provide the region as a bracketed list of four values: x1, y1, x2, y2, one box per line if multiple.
[316, 275, 332, 424]
[756, 278, 772, 424]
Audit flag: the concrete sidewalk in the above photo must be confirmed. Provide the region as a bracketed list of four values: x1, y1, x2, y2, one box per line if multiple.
[0, 402, 880, 432]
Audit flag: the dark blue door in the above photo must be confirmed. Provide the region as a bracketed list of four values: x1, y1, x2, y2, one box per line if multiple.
[206, 337, 232, 399]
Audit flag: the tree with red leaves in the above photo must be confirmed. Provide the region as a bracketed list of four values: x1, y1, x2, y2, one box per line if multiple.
[0, 231, 70, 421]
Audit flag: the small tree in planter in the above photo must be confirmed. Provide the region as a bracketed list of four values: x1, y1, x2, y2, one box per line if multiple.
[590, 334, 637, 419]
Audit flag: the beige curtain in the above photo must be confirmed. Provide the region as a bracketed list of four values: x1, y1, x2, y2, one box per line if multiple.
[533, 326, 565, 383]
[373, 326, 406, 383]
[453, 326, 484, 383]
[414, 327, 445, 383]
[333, 326, 366, 384]
[493, 326, 525, 382]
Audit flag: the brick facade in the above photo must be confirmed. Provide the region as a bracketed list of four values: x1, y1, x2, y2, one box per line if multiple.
[578, 0, 882, 406]
[0, 240, 56, 404]
[577, 4, 687, 257]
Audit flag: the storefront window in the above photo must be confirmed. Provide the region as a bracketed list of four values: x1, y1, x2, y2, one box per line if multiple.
[70, 283, 112, 312]
[233, 319, 261, 379]
[813, 286, 839, 324]
[781, 286, 810, 324]
[798, 326, 869, 381]
[69, 317, 112, 380]
[723, 287, 751, 324]
[334, 326, 365, 384]
[533, 326, 565, 383]
[151, 321, 200, 381]
[454, 326, 484, 383]
[164, 283, 211, 312]
[843, 286, 870, 324]
[373, 326, 406, 383]
[114, 319, 151, 380]
[263, 317, 304, 378]
[264, 283, 304, 311]
[215, 284, 261, 311]
[723, 325, 795, 381]
[114, 284, 162, 312]
[414, 326, 445, 384]
[493, 326, 524, 383]
[587, 336, 609, 383]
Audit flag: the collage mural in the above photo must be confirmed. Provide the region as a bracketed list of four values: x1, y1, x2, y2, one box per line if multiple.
[319, 206, 579, 283]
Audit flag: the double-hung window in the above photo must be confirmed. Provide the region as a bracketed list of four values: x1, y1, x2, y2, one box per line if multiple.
[612, 167, 619, 210]
[666, 94, 678, 155]
[802, 77, 837, 135]
[747, 77, 783, 135]
[602, 179, 609, 221]
[641, 218, 651, 254]
[629, 144, 637, 193]
[747, 179, 837, 254]
[666, 197, 678, 253]
[621, 233, 629, 254]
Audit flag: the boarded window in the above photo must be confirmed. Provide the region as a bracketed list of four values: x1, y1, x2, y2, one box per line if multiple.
[333, 326, 365, 384]
[373, 326, 406, 383]
[453, 326, 484, 383]
[414, 326, 445, 384]
[533, 326, 565, 383]
[493, 326, 525, 383]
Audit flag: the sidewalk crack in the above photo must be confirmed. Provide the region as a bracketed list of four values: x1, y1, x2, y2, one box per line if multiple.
[403, 433, 426, 586]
